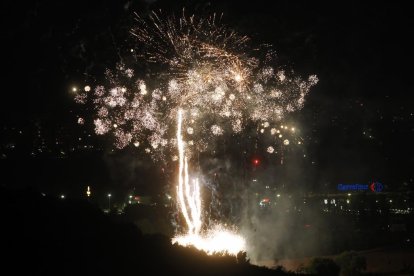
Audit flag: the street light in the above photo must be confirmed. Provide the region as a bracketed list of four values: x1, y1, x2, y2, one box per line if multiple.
[108, 193, 112, 211]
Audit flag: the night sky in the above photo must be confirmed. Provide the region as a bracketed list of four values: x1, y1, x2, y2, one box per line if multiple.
[1, 0, 413, 195]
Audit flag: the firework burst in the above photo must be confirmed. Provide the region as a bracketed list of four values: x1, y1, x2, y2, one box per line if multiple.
[75, 10, 317, 160]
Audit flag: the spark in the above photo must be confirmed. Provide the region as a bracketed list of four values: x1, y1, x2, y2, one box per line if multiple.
[277, 70, 286, 82]
[234, 74, 243, 82]
[173, 226, 246, 256]
[211, 125, 224, 136]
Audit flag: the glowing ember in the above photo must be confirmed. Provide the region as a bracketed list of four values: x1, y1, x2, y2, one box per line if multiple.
[172, 110, 245, 255]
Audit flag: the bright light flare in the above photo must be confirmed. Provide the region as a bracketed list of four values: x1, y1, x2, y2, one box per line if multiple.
[172, 226, 246, 256]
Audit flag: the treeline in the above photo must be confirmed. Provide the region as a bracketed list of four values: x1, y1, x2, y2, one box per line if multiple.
[1, 186, 295, 275]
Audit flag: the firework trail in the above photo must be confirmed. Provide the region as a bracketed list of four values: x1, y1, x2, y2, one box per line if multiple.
[173, 109, 245, 255]
[176, 109, 202, 236]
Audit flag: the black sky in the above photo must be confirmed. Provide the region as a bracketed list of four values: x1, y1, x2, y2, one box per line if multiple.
[1, 0, 413, 193]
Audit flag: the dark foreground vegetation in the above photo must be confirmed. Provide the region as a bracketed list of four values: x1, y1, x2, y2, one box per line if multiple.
[1, 186, 294, 276]
[3, 186, 412, 275]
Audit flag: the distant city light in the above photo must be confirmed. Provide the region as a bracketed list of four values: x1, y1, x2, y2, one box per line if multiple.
[259, 198, 270, 207]
[60, 194, 65, 199]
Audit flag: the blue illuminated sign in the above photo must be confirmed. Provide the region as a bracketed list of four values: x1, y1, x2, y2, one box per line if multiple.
[337, 182, 383, 192]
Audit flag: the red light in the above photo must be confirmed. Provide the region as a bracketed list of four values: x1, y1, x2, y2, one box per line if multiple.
[253, 159, 260, 165]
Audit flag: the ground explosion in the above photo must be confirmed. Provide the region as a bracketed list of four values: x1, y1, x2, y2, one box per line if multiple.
[74, 10, 317, 255]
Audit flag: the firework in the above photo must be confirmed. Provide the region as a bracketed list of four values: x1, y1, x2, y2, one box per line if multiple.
[74, 11, 317, 160]
[74, 10, 318, 255]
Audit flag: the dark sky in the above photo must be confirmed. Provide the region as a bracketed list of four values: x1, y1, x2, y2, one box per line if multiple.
[1, 0, 413, 194]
